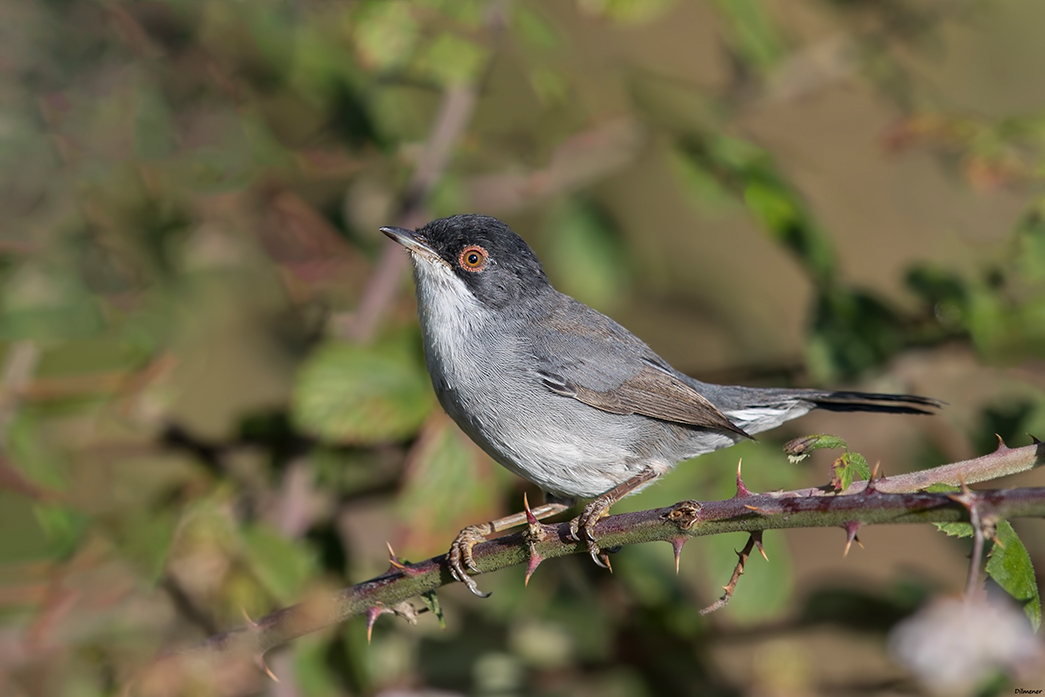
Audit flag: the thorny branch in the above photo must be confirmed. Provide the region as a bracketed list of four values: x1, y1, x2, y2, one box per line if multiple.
[133, 438, 1045, 694]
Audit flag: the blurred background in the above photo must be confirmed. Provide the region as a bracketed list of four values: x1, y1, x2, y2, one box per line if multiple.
[3, 0, 1045, 695]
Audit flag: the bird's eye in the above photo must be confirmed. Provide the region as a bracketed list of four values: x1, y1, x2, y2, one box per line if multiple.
[458, 245, 488, 272]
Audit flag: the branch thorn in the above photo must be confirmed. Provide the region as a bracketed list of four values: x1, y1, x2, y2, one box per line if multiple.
[864, 462, 883, 494]
[842, 521, 863, 558]
[521, 492, 555, 586]
[366, 605, 390, 644]
[256, 654, 279, 683]
[241, 607, 260, 629]
[524, 552, 543, 587]
[734, 459, 753, 498]
[752, 530, 767, 561]
[1029, 433, 1041, 445]
[671, 537, 687, 574]
[386, 541, 407, 571]
[996, 434, 1008, 451]
[523, 492, 538, 526]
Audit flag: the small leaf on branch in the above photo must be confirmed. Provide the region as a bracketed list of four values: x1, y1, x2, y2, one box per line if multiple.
[986, 520, 1041, 630]
[420, 590, 446, 630]
[934, 522, 975, 538]
[831, 451, 870, 492]
[784, 434, 849, 462]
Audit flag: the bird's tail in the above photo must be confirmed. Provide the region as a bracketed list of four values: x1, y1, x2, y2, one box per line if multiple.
[711, 385, 942, 437]
[802, 390, 943, 415]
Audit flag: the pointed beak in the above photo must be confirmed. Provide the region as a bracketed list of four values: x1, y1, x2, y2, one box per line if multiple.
[380, 226, 443, 264]
[382, 226, 430, 253]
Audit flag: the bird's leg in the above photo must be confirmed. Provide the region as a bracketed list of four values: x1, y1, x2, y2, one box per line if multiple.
[570, 467, 660, 567]
[449, 499, 571, 597]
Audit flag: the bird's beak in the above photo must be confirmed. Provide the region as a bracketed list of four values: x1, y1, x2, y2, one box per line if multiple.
[380, 226, 443, 264]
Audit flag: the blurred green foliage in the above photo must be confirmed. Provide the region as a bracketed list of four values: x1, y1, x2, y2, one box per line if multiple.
[3, 0, 1045, 695]
[293, 339, 434, 445]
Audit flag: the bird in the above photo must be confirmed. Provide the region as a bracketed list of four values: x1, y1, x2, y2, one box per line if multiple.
[381, 214, 939, 596]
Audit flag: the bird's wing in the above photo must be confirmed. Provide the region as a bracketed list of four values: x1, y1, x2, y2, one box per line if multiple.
[528, 296, 752, 440]
[537, 364, 752, 439]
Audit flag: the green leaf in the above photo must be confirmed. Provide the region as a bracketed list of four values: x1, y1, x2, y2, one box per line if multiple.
[240, 524, 317, 604]
[674, 133, 836, 286]
[808, 289, 905, 381]
[292, 635, 343, 697]
[986, 520, 1041, 630]
[418, 33, 489, 86]
[845, 451, 871, 480]
[670, 150, 734, 210]
[743, 180, 800, 233]
[351, 1, 420, 71]
[708, 0, 786, 72]
[414, 0, 486, 24]
[512, 6, 559, 48]
[934, 522, 974, 538]
[783, 434, 874, 491]
[0, 265, 105, 342]
[1017, 207, 1045, 282]
[292, 340, 434, 445]
[32, 504, 90, 559]
[831, 455, 853, 492]
[529, 67, 570, 104]
[118, 508, 178, 583]
[420, 589, 446, 629]
[575, 0, 677, 23]
[830, 452, 870, 492]
[783, 434, 849, 461]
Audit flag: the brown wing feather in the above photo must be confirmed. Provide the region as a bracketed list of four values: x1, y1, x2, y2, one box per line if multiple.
[565, 366, 753, 440]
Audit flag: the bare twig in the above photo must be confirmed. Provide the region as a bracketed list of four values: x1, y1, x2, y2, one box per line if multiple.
[338, 2, 509, 343]
[966, 499, 985, 600]
[945, 477, 988, 601]
[700, 531, 762, 615]
[0, 341, 40, 442]
[336, 83, 478, 342]
[459, 118, 647, 212]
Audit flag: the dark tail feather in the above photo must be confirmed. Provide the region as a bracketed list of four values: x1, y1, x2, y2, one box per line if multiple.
[809, 391, 944, 415]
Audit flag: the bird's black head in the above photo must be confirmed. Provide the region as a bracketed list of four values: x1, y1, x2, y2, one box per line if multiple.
[381, 214, 552, 308]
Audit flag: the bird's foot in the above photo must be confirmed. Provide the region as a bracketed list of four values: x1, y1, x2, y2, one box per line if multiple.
[448, 524, 493, 598]
[448, 498, 573, 596]
[569, 497, 614, 568]
[567, 468, 661, 568]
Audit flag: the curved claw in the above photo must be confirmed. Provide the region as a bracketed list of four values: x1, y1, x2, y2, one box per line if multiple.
[589, 543, 608, 568]
[570, 498, 612, 567]
[448, 525, 492, 598]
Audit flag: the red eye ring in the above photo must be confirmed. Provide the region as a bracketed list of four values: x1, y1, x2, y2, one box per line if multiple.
[459, 245, 488, 271]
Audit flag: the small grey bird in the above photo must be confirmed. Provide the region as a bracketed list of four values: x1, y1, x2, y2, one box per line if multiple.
[382, 214, 939, 596]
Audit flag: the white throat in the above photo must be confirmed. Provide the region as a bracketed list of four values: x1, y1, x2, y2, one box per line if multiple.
[411, 255, 489, 373]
